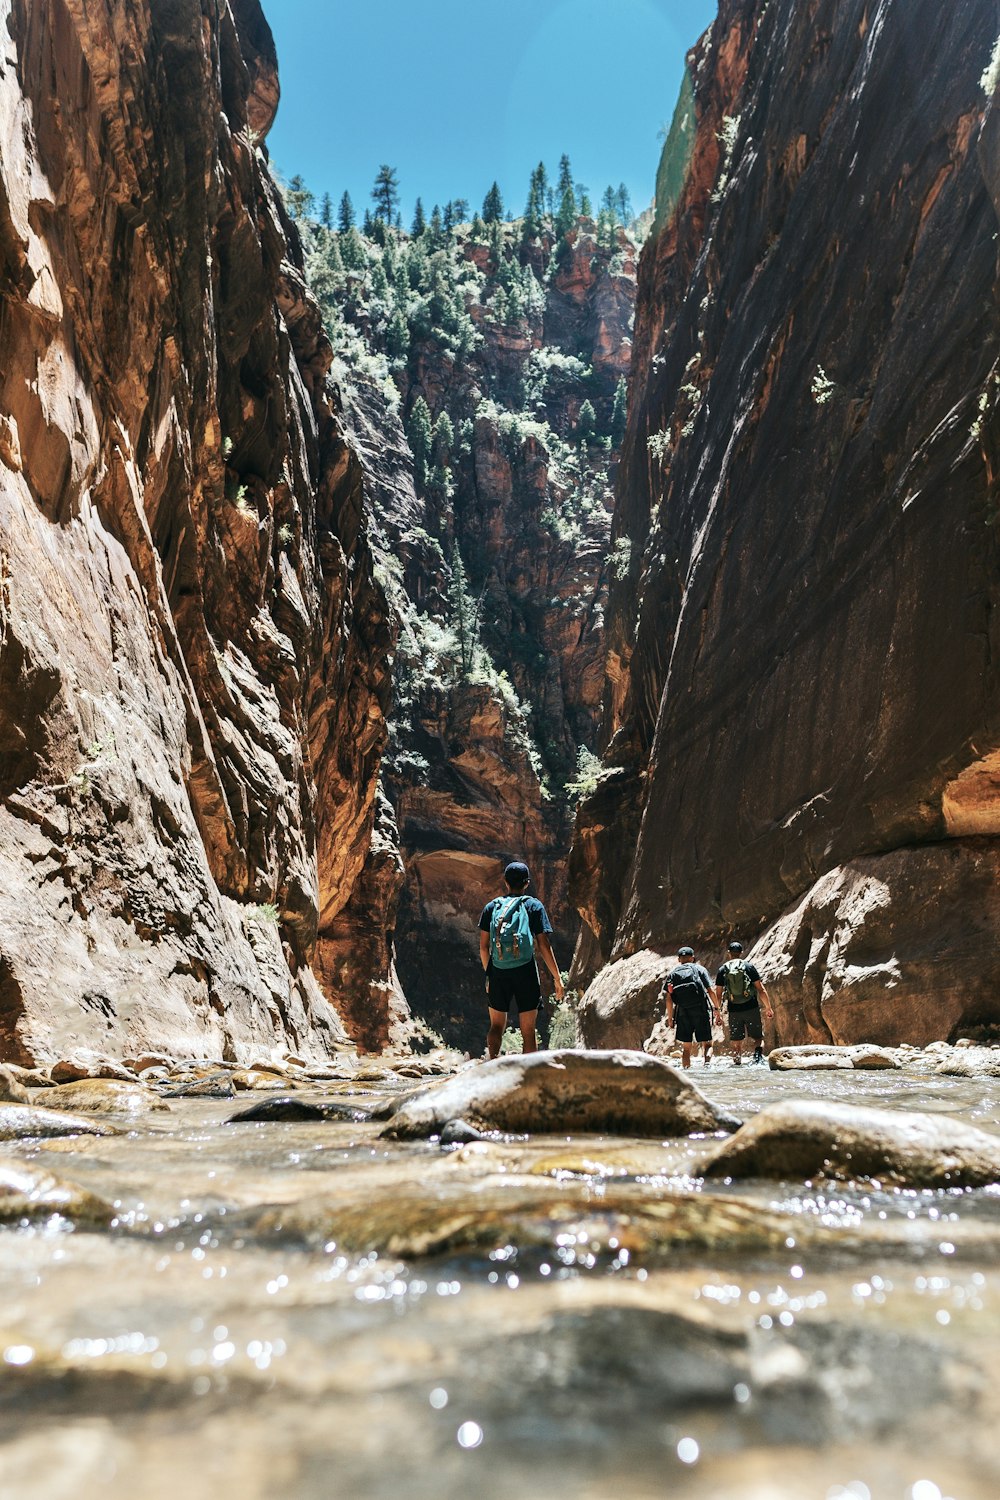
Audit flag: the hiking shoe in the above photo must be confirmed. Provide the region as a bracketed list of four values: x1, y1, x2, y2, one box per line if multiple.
[732, 1056, 742, 1067]
[752, 1048, 764, 1064]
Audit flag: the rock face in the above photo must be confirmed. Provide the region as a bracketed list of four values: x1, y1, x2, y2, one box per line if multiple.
[0, 1, 395, 1062]
[572, 0, 1000, 1044]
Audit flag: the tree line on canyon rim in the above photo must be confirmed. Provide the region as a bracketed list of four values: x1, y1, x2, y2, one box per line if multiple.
[278, 155, 638, 813]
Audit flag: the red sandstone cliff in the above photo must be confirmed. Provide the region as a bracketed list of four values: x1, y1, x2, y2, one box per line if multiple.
[0, 0, 398, 1063]
[573, 0, 1000, 1047]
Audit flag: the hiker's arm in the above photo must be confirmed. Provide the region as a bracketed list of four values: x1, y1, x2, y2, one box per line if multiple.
[754, 980, 773, 1019]
[479, 931, 490, 971]
[536, 934, 564, 998]
[665, 983, 674, 1026]
[712, 984, 725, 1014]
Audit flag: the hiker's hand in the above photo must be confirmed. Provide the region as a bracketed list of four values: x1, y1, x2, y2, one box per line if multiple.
[554, 975, 565, 1000]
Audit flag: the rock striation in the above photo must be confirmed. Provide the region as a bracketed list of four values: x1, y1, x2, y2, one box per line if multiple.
[573, 0, 1000, 1045]
[0, 0, 397, 1063]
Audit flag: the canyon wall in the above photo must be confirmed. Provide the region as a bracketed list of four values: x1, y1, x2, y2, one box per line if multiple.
[0, 0, 401, 1063]
[574, 0, 1000, 1046]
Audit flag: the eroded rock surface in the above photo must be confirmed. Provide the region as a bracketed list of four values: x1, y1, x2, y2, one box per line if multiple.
[380, 1049, 741, 1140]
[0, 0, 397, 1063]
[693, 1099, 1000, 1187]
[570, 0, 1000, 1046]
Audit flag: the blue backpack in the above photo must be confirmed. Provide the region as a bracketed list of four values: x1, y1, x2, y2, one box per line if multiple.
[489, 896, 535, 969]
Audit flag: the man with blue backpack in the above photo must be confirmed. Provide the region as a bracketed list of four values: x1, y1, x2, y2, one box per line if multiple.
[660, 946, 721, 1069]
[479, 861, 565, 1058]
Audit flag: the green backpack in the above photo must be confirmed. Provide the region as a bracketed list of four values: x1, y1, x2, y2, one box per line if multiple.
[724, 959, 754, 1004]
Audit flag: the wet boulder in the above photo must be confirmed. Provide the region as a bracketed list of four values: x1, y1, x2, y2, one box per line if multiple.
[162, 1072, 237, 1098]
[933, 1046, 1000, 1078]
[691, 1099, 1000, 1188]
[38, 1080, 172, 1115]
[0, 1158, 114, 1226]
[768, 1045, 900, 1071]
[380, 1049, 742, 1141]
[0, 1104, 120, 1140]
[228, 1096, 371, 1123]
[50, 1054, 138, 1083]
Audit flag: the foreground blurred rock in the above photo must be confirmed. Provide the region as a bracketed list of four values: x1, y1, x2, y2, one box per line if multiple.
[693, 1099, 1000, 1188]
[570, 0, 1000, 1048]
[0, 0, 403, 1063]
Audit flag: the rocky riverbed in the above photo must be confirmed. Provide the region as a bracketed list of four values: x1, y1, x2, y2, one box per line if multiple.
[1, 1046, 999, 1499]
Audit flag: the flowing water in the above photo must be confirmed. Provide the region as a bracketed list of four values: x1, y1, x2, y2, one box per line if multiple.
[2, 1062, 999, 1500]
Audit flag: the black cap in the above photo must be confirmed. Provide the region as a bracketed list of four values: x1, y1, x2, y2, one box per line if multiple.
[504, 861, 531, 887]
[728, 940, 744, 953]
[678, 945, 694, 958]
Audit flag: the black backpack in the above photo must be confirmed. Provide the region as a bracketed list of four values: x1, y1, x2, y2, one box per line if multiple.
[669, 963, 709, 1008]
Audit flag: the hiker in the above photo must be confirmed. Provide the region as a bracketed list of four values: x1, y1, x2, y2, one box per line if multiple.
[479, 861, 564, 1059]
[714, 940, 774, 1065]
[660, 946, 720, 1069]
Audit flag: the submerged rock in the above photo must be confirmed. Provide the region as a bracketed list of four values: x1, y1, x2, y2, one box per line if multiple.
[0, 1158, 113, 1226]
[38, 1080, 172, 1115]
[162, 1073, 237, 1099]
[227, 1096, 371, 1123]
[692, 1099, 1000, 1188]
[768, 1045, 900, 1071]
[0, 1105, 119, 1140]
[380, 1049, 742, 1140]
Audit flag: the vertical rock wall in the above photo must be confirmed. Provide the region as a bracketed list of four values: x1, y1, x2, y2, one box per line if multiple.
[0, 0, 394, 1063]
[574, 0, 1000, 1044]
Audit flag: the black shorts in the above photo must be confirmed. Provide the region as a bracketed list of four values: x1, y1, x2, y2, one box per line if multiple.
[674, 1005, 711, 1043]
[486, 962, 541, 1015]
[728, 1004, 762, 1042]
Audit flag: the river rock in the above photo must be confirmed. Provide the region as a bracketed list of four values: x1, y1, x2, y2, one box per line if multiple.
[228, 1097, 370, 1123]
[768, 1045, 900, 1071]
[934, 1047, 1000, 1078]
[38, 1080, 172, 1115]
[0, 1066, 31, 1104]
[49, 1055, 138, 1084]
[123, 1054, 175, 1074]
[231, 1070, 291, 1091]
[0, 1105, 119, 1140]
[162, 1073, 237, 1099]
[380, 1049, 742, 1140]
[0, 1158, 114, 1226]
[692, 1099, 1000, 1188]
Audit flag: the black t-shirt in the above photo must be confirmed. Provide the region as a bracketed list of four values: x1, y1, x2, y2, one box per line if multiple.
[716, 959, 761, 1006]
[479, 896, 552, 936]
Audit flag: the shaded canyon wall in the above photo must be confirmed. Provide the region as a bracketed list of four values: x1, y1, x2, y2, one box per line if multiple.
[573, 0, 1000, 1046]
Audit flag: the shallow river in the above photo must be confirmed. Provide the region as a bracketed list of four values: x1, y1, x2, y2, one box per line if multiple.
[2, 1062, 999, 1500]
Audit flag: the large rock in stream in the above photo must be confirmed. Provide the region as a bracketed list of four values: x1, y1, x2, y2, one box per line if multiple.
[692, 1099, 1000, 1187]
[379, 1049, 741, 1140]
[0, 1158, 113, 1226]
[0, 1104, 119, 1140]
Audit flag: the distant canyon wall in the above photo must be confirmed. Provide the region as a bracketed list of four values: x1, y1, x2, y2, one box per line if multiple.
[0, 0, 400, 1063]
[573, 0, 1000, 1045]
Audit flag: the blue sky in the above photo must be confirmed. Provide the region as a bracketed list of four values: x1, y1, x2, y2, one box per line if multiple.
[263, 0, 717, 225]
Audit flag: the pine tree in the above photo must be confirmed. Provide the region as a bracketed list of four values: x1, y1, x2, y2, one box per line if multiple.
[370, 258, 389, 301]
[450, 197, 469, 224]
[443, 201, 455, 235]
[407, 396, 433, 487]
[578, 186, 592, 217]
[285, 174, 314, 220]
[320, 192, 333, 228]
[340, 225, 365, 270]
[577, 399, 597, 443]
[432, 410, 454, 465]
[338, 191, 355, 232]
[412, 197, 426, 237]
[488, 216, 504, 271]
[482, 181, 504, 223]
[429, 204, 443, 246]
[449, 545, 482, 676]
[522, 165, 544, 242]
[601, 185, 617, 220]
[387, 307, 410, 363]
[372, 164, 400, 224]
[615, 183, 632, 223]
[557, 154, 574, 200]
[471, 212, 486, 240]
[362, 208, 375, 236]
[611, 377, 628, 443]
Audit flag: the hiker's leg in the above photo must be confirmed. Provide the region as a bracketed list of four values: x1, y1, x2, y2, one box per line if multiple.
[487, 1007, 506, 1059]
[519, 1009, 538, 1054]
[732, 1037, 743, 1065]
[681, 1042, 692, 1069]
